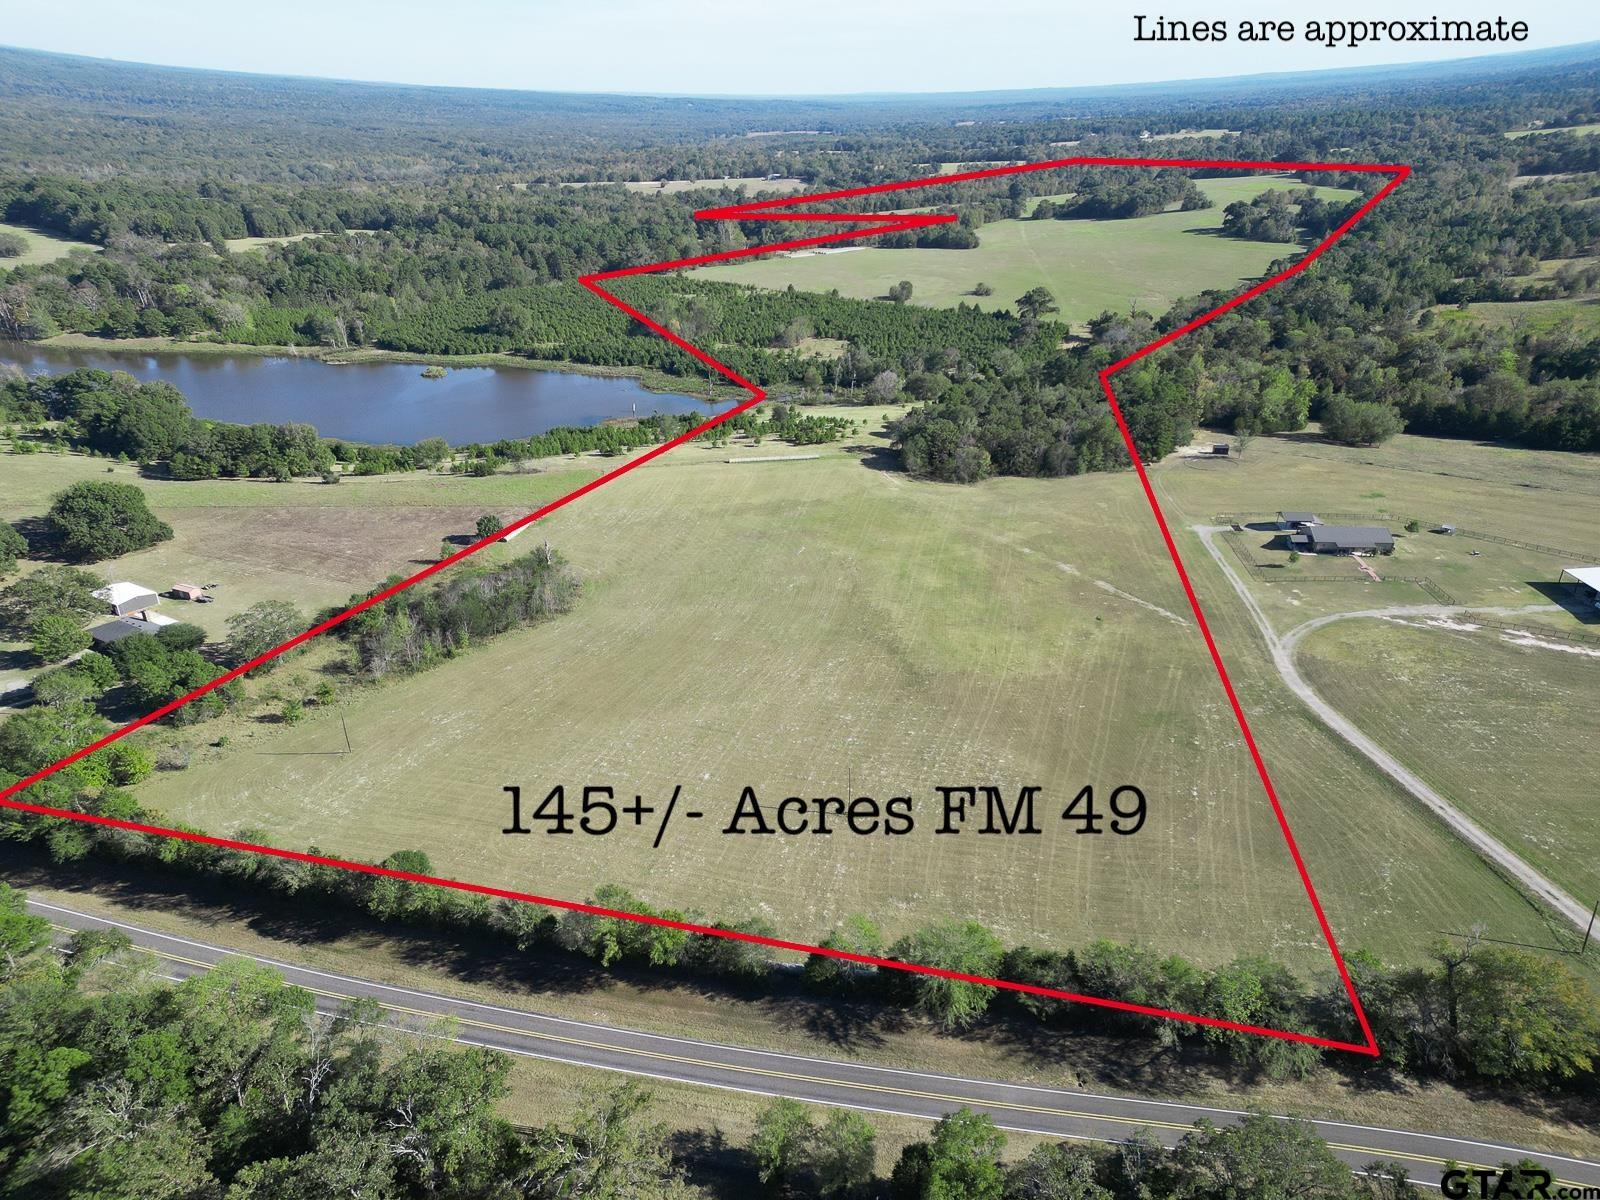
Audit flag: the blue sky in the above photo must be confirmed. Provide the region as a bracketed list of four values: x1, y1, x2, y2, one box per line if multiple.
[5, 0, 1598, 95]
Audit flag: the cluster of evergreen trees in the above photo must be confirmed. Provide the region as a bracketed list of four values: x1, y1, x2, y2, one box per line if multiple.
[1033, 167, 1211, 219]
[336, 549, 579, 679]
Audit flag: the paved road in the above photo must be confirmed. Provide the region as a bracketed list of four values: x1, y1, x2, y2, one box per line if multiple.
[31, 897, 1600, 1192]
[1193, 525, 1596, 934]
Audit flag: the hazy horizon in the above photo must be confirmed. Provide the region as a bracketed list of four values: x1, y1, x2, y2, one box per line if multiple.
[5, 1, 1599, 97]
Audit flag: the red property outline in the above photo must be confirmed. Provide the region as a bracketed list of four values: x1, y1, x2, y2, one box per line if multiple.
[1, 156, 1408, 1056]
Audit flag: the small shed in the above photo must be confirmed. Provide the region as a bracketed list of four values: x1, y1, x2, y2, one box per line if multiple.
[170, 583, 206, 602]
[1278, 511, 1319, 530]
[1211, 443, 1230, 456]
[92, 581, 160, 616]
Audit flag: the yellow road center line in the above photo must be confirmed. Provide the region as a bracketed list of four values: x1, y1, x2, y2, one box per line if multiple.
[124, 939, 1586, 1182]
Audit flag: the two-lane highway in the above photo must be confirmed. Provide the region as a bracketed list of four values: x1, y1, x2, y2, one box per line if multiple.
[29, 897, 1600, 1192]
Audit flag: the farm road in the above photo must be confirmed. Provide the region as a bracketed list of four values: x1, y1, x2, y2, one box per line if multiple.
[1192, 525, 1594, 933]
[28, 896, 1600, 1192]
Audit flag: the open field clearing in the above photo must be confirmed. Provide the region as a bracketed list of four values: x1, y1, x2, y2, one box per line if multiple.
[1505, 122, 1600, 137]
[0, 220, 100, 267]
[561, 177, 807, 194]
[688, 176, 1359, 327]
[133, 436, 1344, 972]
[5, 417, 1548, 981]
[221, 229, 375, 253]
[1432, 296, 1600, 336]
[1298, 619, 1600, 907]
[1145, 129, 1239, 141]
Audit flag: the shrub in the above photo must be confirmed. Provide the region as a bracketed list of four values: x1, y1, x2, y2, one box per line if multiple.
[45, 480, 174, 561]
[30, 613, 91, 662]
[0, 523, 26, 576]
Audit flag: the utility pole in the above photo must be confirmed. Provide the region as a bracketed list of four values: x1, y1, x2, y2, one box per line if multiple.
[1583, 897, 1599, 955]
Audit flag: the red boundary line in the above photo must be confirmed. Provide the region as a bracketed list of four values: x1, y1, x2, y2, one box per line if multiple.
[0, 156, 1408, 1056]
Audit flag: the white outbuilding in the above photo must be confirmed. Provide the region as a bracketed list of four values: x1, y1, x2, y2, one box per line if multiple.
[92, 581, 161, 616]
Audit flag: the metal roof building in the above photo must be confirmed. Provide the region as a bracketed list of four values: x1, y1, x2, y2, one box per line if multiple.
[92, 581, 160, 616]
[89, 612, 179, 644]
[1560, 565, 1600, 607]
[1289, 525, 1396, 555]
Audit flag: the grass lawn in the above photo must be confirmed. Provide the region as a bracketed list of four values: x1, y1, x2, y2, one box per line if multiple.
[0, 221, 100, 268]
[1299, 619, 1600, 906]
[5, 414, 1595, 1006]
[688, 176, 1359, 328]
[0, 416, 1563, 988]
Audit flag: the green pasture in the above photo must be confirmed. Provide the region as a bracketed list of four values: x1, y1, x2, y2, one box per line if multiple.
[34, 416, 1566, 979]
[0, 221, 100, 268]
[689, 175, 1359, 328]
[1300, 618, 1600, 906]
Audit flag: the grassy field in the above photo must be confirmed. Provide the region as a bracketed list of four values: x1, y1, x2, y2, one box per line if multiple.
[0, 221, 100, 267]
[1146, 129, 1239, 142]
[1432, 297, 1600, 337]
[1505, 122, 1600, 138]
[1299, 619, 1600, 907]
[221, 230, 374, 253]
[0, 413, 1577, 985]
[688, 176, 1359, 328]
[561, 177, 806, 194]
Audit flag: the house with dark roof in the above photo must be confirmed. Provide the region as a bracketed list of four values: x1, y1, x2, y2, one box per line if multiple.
[1288, 525, 1395, 555]
[90, 612, 180, 645]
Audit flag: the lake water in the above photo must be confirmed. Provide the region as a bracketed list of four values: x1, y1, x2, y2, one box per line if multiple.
[0, 342, 723, 445]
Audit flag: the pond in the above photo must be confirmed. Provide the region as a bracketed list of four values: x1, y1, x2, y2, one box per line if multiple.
[0, 341, 724, 445]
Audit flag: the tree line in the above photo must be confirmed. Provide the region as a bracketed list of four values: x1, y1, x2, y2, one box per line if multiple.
[8, 879, 1525, 1199]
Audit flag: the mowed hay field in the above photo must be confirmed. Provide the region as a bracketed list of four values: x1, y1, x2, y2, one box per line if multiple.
[103, 418, 1586, 980]
[689, 176, 1359, 328]
[1299, 619, 1600, 907]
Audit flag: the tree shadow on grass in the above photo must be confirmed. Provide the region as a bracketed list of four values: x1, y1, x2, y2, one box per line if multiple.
[852, 446, 903, 473]
[0, 647, 36, 673]
[670, 1128, 760, 1200]
[757, 989, 908, 1053]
